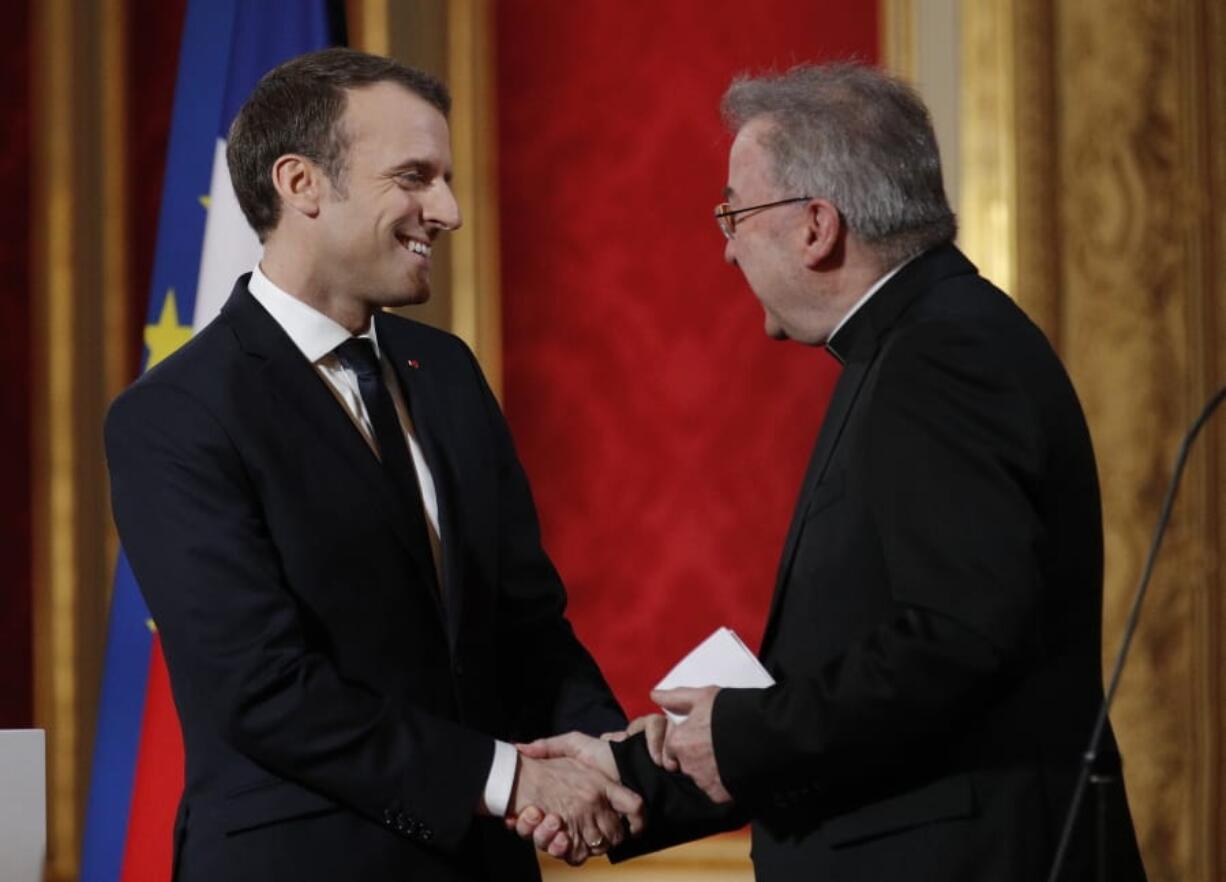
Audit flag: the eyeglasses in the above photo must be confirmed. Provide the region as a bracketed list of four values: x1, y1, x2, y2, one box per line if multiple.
[714, 196, 812, 239]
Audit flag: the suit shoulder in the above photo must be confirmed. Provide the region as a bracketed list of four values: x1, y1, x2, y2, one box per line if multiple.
[874, 297, 1037, 424]
[127, 315, 237, 391]
[874, 278, 1087, 461]
[107, 318, 237, 429]
[893, 273, 1056, 369]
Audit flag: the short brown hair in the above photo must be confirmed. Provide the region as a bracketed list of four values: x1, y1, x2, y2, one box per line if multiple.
[227, 47, 450, 240]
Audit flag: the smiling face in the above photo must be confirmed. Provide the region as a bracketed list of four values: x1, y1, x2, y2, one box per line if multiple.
[308, 81, 460, 314]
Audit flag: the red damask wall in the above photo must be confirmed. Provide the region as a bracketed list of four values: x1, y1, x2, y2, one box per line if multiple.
[0, 0, 31, 728]
[0, 0, 182, 732]
[496, 1, 876, 715]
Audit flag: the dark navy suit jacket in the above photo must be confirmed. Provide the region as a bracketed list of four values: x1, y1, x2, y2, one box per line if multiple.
[106, 276, 625, 882]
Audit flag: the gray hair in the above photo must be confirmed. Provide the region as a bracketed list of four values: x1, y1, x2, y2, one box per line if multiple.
[721, 63, 956, 267]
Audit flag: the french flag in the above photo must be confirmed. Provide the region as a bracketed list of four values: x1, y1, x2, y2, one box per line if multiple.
[82, 3, 340, 880]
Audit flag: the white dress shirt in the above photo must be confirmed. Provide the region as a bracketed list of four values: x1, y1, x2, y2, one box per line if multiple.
[247, 266, 518, 817]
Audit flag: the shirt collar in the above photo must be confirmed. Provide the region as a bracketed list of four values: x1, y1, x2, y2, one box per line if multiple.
[826, 257, 913, 345]
[248, 265, 379, 362]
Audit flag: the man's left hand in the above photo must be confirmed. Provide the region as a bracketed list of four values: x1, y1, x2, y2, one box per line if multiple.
[650, 686, 732, 804]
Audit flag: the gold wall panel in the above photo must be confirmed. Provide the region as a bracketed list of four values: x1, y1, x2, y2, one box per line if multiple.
[444, 0, 503, 398]
[1057, 1, 1222, 878]
[961, 1, 1226, 880]
[958, 0, 1017, 302]
[960, 0, 1061, 340]
[380, 0, 504, 396]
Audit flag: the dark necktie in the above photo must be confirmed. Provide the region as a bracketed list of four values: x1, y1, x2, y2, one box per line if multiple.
[334, 337, 439, 587]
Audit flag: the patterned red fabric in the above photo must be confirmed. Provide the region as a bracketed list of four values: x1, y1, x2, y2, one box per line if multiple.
[496, 1, 875, 716]
[0, 0, 31, 729]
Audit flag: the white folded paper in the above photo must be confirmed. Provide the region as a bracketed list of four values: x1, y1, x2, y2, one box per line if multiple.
[654, 627, 775, 722]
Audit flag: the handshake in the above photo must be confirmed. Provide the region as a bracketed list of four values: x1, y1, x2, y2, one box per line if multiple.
[503, 686, 730, 866]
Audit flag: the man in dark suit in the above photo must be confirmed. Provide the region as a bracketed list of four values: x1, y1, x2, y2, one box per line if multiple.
[105, 48, 641, 882]
[517, 63, 1146, 880]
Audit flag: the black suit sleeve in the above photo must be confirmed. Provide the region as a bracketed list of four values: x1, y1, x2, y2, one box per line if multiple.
[106, 380, 492, 851]
[606, 734, 746, 861]
[714, 319, 1046, 807]
[461, 345, 627, 739]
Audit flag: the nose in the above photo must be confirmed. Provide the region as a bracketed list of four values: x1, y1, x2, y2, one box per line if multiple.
[723, 236, 737, 266]
[426, 180, 462, 232]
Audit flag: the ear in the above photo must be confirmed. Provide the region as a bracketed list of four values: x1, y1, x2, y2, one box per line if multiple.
[270, 154, 325, 220]
[800, 198, 843, 269]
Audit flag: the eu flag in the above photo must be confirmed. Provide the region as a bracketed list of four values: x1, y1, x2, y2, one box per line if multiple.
[82, 3, 341, 880]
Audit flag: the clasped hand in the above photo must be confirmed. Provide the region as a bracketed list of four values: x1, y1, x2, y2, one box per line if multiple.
[508, 686, 731, 865]
[507, 749, 642, 866]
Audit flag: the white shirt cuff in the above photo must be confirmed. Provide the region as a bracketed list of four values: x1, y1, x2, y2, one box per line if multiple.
[481, 739, 518, 817]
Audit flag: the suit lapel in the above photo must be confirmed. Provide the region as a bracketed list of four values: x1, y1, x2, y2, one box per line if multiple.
[757, 244, 982, 659]
[220, 281, 443, 604]
[760, 356, 872, 658]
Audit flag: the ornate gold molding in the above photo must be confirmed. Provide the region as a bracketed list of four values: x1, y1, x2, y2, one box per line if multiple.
[32, 0, 129, 878]
[957, 0, 1059, 343]
[958, 0, 1018, 309]
[445, 0, 502, 397]
[1177, 0, 1225, 875]
[1053, 0, 1222, 879]
[378, 0, 503, 397]
[880, 0, 916, 81]
[32, 1, 81, 877]
[349, 0, 390, 55]
[101, 0, 130, 588]
[910, 1, 1222, 878]
[1207, 10, 1226, 879]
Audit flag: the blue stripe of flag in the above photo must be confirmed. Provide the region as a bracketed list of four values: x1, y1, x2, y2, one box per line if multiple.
[221, 1, 335, 137]
[144, 0, 239, 337]
[79, 555, 155, 882]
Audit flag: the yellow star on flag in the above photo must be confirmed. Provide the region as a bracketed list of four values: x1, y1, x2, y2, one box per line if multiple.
[144, 289, 193, 371]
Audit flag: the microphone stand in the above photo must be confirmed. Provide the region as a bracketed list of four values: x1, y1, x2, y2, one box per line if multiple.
[1046, 384, 1226, 882]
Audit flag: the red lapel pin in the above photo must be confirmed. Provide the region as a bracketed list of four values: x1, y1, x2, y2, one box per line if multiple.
[407, 359, 420, 369]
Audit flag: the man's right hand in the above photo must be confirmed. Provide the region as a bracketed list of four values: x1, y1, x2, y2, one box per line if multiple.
[507, 754, 643, 866]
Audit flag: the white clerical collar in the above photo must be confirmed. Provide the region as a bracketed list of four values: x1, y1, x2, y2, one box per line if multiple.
[826, 255, 915, 344]
[247, 265, 379, 362]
